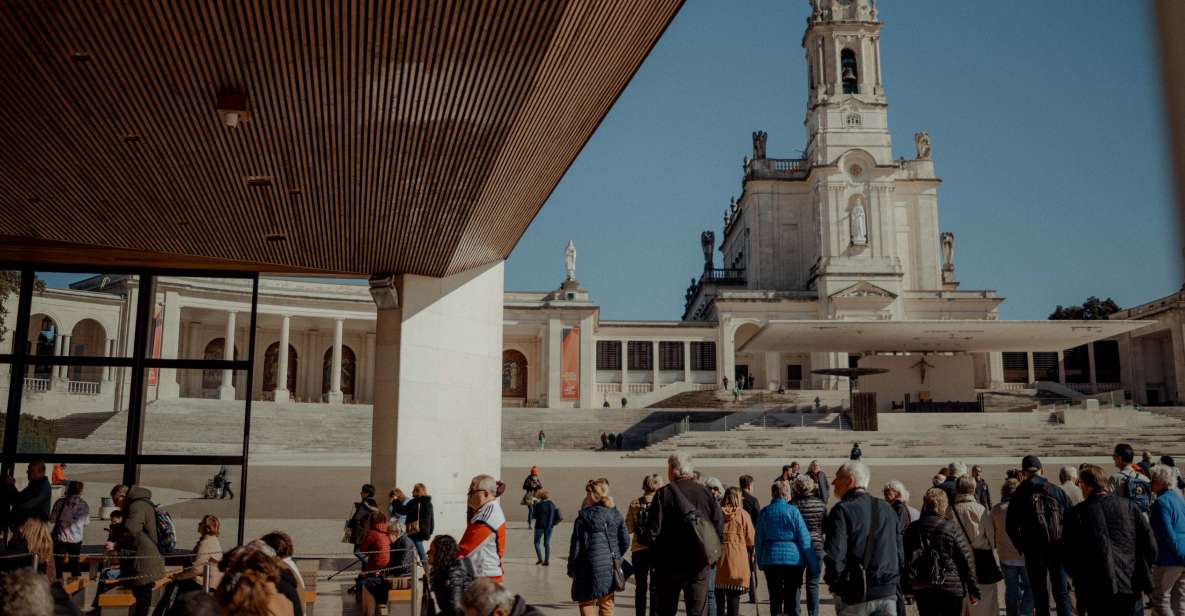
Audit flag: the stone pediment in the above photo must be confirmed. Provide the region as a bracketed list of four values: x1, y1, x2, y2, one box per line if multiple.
[830, 281, 897, 300]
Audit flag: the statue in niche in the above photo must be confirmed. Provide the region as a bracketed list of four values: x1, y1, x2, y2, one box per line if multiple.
[940, 232, 954, 270]
[752, 131, 767, 160]
[850, 198, 868, 246]
[564, 240, 577, 281]
[729, 196, 737, 213]
[914, 131, 932, 160]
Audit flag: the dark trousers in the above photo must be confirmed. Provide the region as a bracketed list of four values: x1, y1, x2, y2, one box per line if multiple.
[653, 566, 711, 616]
[714, 588, 742, 616]
[1024, 549, 1071, 616]
[220, 482, 233, 498]
[533, 525, 553, 563]
[633, 549, 654, 616]
[1079, 593, 1141, 615]
[914, 590, 963, 616]
[764, 564, 805, 616]
[52, 539, 81, 578]
[132, 583, 154, 616]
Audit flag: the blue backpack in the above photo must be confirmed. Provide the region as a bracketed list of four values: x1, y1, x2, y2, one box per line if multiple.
[154, 504, 177, 554]
[1121, 473, 1153, 514]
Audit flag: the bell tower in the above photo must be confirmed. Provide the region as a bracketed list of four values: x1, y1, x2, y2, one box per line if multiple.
[802, 0, 892, 165]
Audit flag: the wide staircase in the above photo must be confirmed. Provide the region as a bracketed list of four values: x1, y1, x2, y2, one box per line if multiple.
[502, 407, 732, 450]
[632, 408, 1185, 460]
[651, 388, 849, 410]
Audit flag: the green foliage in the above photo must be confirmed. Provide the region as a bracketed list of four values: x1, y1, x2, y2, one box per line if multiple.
[0, 271, 46, 344]
[1048, 296, 1121, 320]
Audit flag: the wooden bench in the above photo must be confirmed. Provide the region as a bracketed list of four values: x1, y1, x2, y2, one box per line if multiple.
[96, 567, 181, 615]
[296, 558, 320, 615]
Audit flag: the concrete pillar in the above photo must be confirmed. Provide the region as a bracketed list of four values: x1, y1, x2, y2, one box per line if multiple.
[1128, 336, 1147, 404]
[57, 335, 70, 381]
[369, 262, 503, 537]
[651, 341, 660, 392]
[721, 321, 735, 391]
[157, 291, 181, 399]
[765, 351, 780, 391]
[274, 315, 291, 401]
[1171, 319, 1185, 403]
[683, 340, 692, 384]
[219, 311, 236, 401]
[327, 318, 344, 403]
[545, 318, 562, 408]
[1087, 342, 1098, 393]
[364, 331, 376, 404]
[53, 333, 66, 385]
[1056, 350, 1067, 384]
[579, 315, 596, 409]
[1026, 351, 1036, 385]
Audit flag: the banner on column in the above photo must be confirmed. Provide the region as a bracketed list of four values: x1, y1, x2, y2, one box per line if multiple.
[561, 326, 580, 400]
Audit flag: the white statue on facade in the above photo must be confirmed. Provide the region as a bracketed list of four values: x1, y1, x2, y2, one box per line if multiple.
[940, 232, 954, 270]
[914, 131, 931, 159]
[564, 240, 576, 281]
[850, 199, 868, 246]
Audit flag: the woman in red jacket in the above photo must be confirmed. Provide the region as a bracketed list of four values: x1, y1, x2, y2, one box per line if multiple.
[358, 509, 392, 616]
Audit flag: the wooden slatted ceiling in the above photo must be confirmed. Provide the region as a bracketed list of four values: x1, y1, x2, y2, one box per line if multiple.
[0, 1, 682, 277]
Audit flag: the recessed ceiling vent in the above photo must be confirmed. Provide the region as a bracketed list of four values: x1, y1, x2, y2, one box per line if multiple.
[245, 176, 273, 187]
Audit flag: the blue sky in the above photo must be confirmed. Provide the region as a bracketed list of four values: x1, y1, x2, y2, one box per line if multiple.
[41, 2, 1180, 320]
[505, 1, 1180, 320]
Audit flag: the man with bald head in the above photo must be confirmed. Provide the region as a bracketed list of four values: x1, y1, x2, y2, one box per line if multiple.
[2, 460, 51, 531]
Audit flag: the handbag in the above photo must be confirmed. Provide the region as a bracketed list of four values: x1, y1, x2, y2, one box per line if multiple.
[341, 518, 354, 544]
[669, 480, 722, 566]
[408, 501, 421, 535]
[835, 493, 879, 604]
[953, 506, 1003, 585]
[603, 522, 628, 592]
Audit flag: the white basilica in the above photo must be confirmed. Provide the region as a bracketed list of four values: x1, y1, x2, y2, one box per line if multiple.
[0, 0, 1162, 417]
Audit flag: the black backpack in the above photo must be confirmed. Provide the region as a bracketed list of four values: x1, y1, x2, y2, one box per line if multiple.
[907, 534, 947, 590]
[1030, 483, 1064, 545]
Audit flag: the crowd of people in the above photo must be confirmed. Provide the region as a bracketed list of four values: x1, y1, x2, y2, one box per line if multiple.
[3, 440, 1185, 616]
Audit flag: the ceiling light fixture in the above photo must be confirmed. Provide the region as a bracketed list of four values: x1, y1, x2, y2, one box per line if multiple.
[216, 90, 249, 128]
[72, 52, 90, 62]
[265, 233, 287, 242]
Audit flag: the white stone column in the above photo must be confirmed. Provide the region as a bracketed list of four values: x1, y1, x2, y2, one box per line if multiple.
[57, 334, 70, 381]
[219, 311, 236, 401]
[621, 340, 630, 403]
[651, 341, 660, 392]
[545, 318, 562, 408]
[988, 352, 1004, 389]
[683, 340, 692, 384]
[274, 315, 291, 402]
[364, 331, 376, 404]
[369, 262, 504, 538]
[765, 352, 781, 391]
[1026, 352, 1036, 385]
[579, 314, 596, 409]
[156, 291, 182, 399]
[1056, 350, 1067, 384]
[327, 318, 344, 403]
[1171, 319, 1185, 403]
[52, 333, 66, 386]
[103, 338, 115, 381]
[1087, 342, 1098, 392]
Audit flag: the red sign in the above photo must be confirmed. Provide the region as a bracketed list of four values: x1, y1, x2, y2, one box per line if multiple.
[561, 326, 580, 400]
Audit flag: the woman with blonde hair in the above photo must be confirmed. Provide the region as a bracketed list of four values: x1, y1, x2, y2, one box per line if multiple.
[406, 482, 434, 562]
[569, 479, 630, 616]
[626, 473, 662, 616]
[904, 488, 979, 616]
[17, 518, 54, 578]
[716, 487, 755, 616]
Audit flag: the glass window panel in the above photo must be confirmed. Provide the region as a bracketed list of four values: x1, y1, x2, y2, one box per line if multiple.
[152, 276, 254, 361]
[18, 380, 128, 454]
[31, 272, 136, 360]
[143, 369, 246, 456]
[28, 463, 127, 546]
[137, 464, 242, 548]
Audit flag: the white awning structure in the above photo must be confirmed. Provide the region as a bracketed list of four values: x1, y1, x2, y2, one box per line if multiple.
[737, 320, 1155, 354]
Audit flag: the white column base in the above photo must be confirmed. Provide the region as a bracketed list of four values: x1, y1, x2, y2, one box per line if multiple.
[326, 391, 344, 404]
[218, 385, 236, 401]
[273, 388, 290, 402]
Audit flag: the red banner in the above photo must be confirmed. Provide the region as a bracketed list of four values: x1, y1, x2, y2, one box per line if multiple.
[560, 326, 580, 400]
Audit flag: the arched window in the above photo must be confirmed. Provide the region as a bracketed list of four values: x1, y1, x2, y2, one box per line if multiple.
[201, 338, 238, 390]
[841, 48, 859, 94]
[27, 315, 57, 380]
[502, 350, 528, 398]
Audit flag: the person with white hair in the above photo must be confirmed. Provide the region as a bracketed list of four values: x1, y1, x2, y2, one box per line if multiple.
[938, 461, 967, 507]
[458, 474, 507, 583]
[1059, 466, 1084, 505]
[637, 453, 724, 616]
[823, 461, 904, 616]
[883, 480, 918, 534]
[0, 568, 54, 616]
[1149, 463, 1185, 615]
[460, 578, 543, 616]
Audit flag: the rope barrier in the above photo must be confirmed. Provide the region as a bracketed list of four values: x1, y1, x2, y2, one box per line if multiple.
[0, 546, 418, 560]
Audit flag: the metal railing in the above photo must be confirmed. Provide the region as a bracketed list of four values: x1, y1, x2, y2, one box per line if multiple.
[704, 268, 746, 285]
[23, 377, 50, 393]
[1065, 382, 1124, 394]
[67, 380, 101, 395]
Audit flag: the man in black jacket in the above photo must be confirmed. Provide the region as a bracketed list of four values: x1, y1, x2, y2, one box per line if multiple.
[1063, 464, 1156, 614]
[1005, 455, 1073, 616]
[823, 461, 903, 616]
[639, 452, 724, 616]
[2, 460, 51, 531]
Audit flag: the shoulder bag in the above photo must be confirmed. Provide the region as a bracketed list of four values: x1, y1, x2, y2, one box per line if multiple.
[836, 494, 878, 604]
[670, 480, 722, 566]
[953, 505, 1003, 585]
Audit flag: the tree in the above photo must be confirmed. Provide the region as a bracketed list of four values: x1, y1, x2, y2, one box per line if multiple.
[0, 271, 46, 344]
[1048, 296, 1121, 320]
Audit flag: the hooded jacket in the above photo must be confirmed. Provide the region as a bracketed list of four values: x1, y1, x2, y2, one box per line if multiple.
[123, 486, 158, 546]
[1151, 487, 1185, 567]
[1062, 491, 1156, 597]
[1004, 473, 1072, 554]
[568, 503, 630, 602]
[716, 505, 755, 588]
[407, 495, 435, 541]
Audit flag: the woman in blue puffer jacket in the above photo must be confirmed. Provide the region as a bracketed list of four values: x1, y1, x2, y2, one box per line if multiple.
[756, 480, 814, 616]
[569, 478, 631, 615]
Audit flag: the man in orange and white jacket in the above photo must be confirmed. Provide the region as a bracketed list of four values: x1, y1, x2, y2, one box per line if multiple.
[459, 474, 507, 583]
